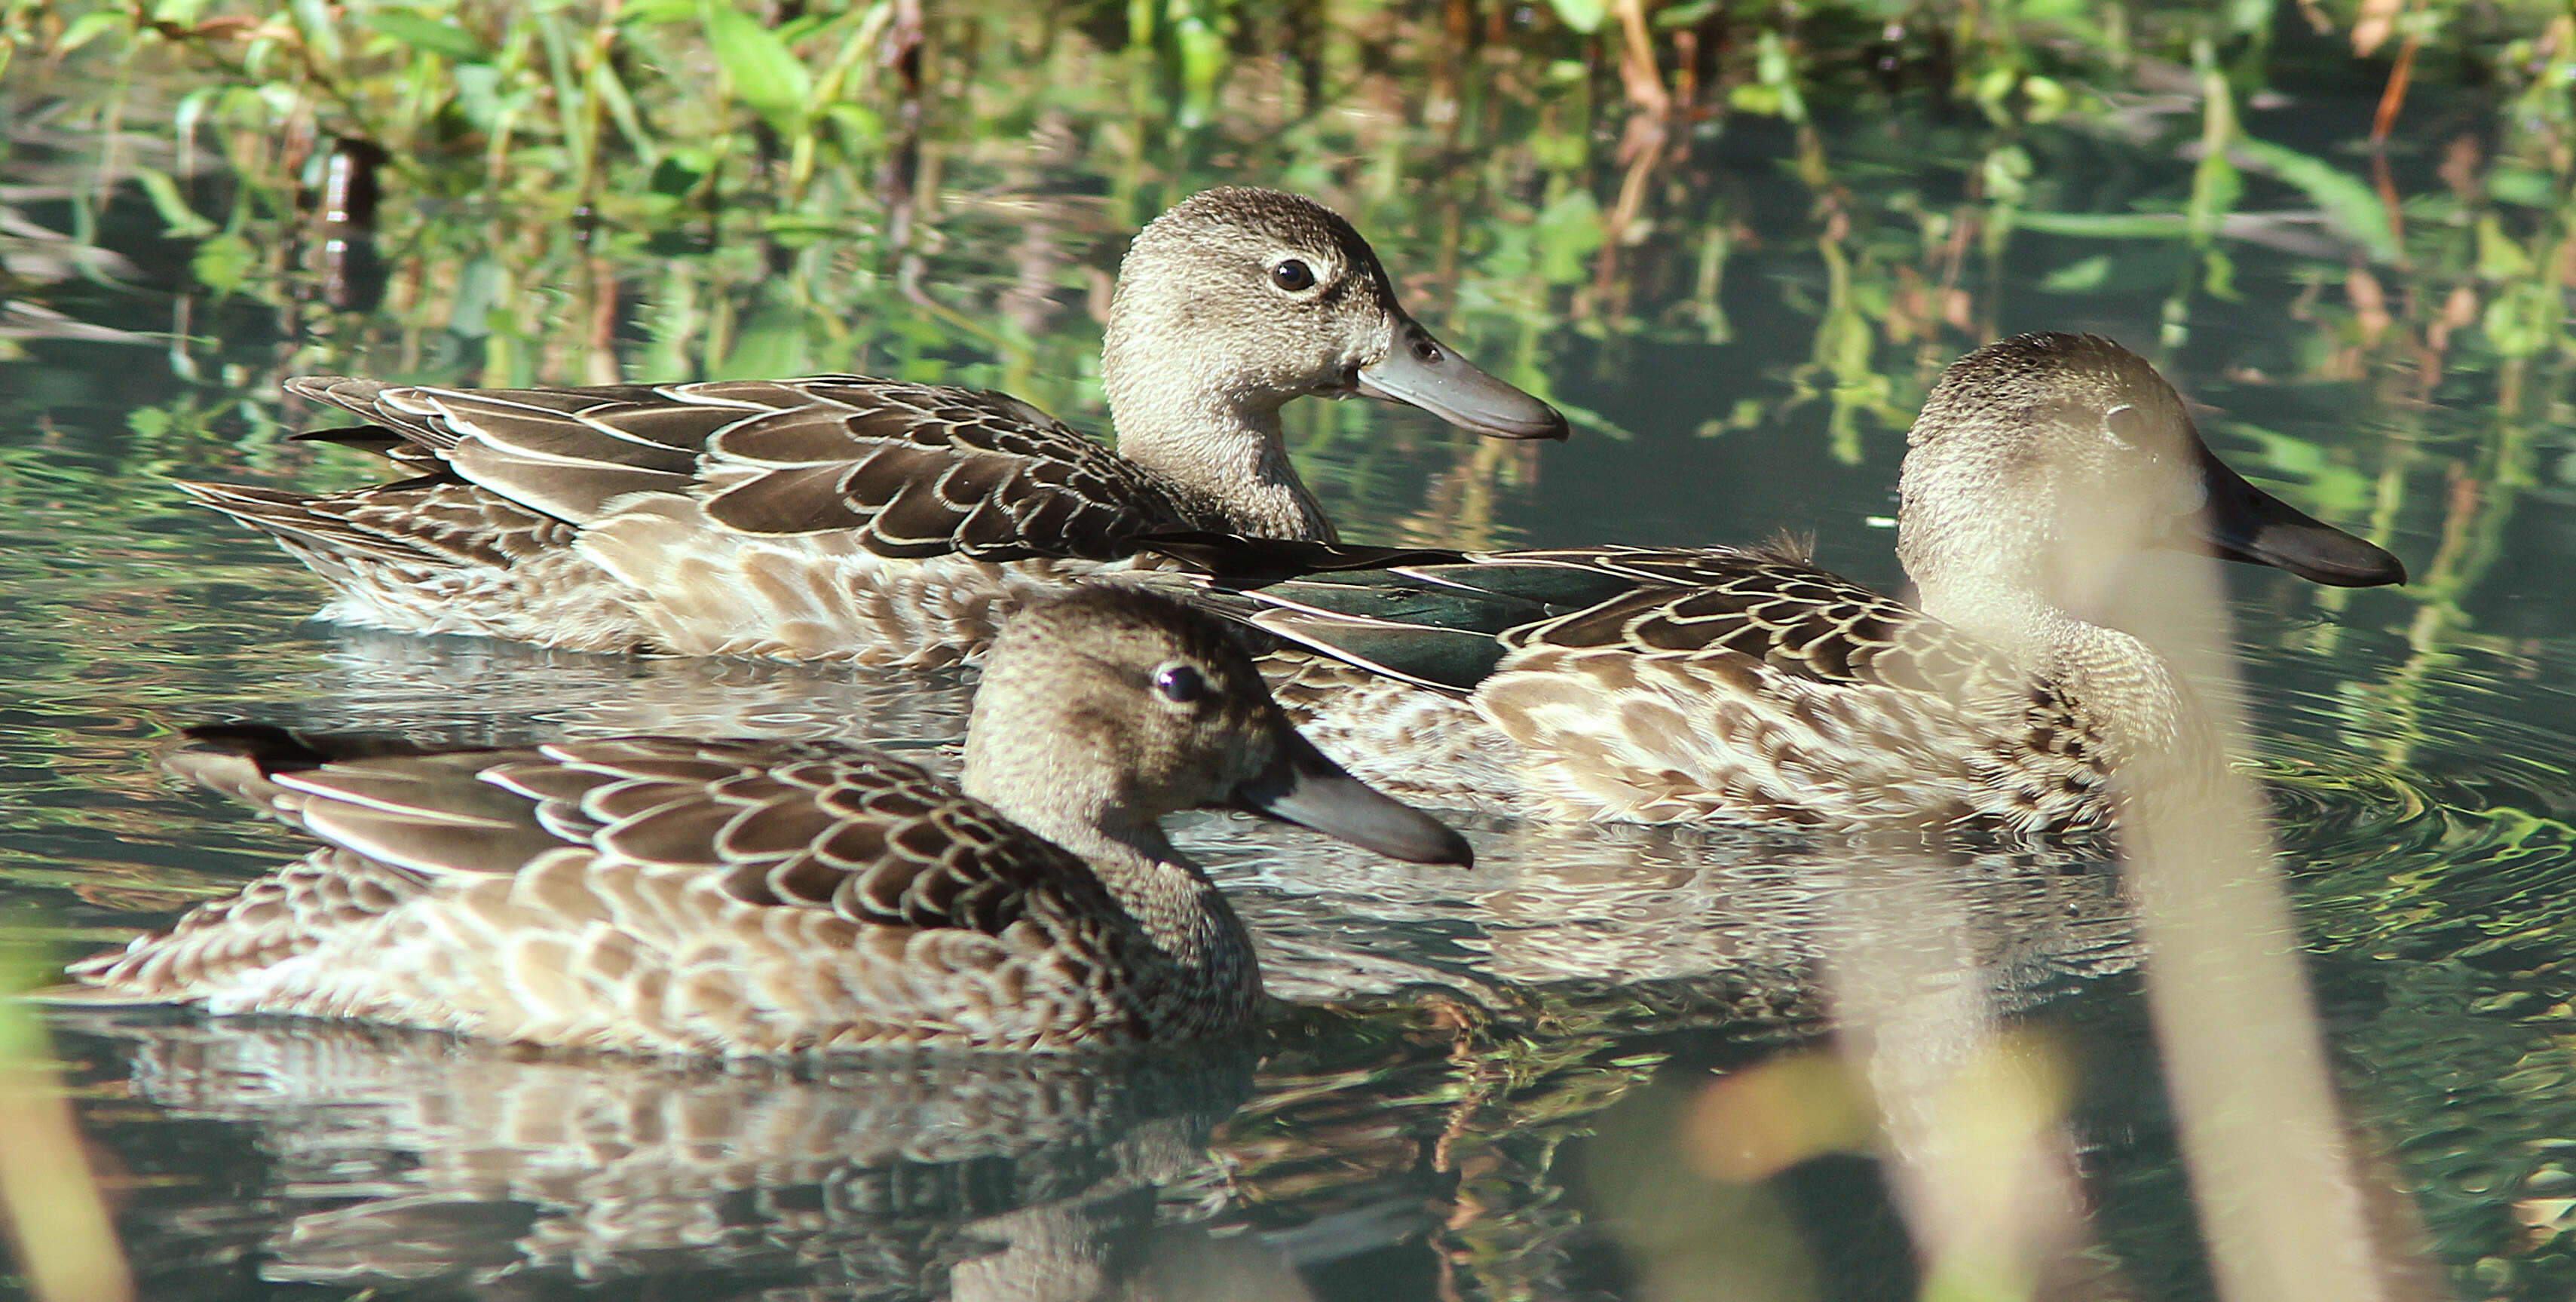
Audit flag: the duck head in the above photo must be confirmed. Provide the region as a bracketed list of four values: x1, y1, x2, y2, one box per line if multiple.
[1101, 187, 1567, 446]
[964, 587, 1472, 868]
[1898, 332, 2403, 623]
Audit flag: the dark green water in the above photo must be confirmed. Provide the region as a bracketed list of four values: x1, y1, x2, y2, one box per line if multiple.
[3, 3, 2574, 1298]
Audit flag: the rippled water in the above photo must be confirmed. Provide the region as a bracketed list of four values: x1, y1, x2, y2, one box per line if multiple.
[5, 7, 2575, 1300]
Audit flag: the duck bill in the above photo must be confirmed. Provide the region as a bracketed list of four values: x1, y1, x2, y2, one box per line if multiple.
[2182, 444, 2407, 587]
[1233, 730, 1474, 866]
[1353, 313, 1569, 441]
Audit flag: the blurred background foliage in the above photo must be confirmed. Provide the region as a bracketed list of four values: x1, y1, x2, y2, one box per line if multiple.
[2, 0, 2568, 506]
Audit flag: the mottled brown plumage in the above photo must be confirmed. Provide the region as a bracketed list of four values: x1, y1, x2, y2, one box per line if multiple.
[1233, 544, 2096, 830]
[61, 590, 1469, 1053]
[181, 188, 1564, 666]
[1172, 334, 2405, 835]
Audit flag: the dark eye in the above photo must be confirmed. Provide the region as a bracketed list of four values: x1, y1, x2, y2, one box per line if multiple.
[1270, 259, 1316, 292]
[2103, 403, 2154, 449]
[1152, 663, 1209, 704]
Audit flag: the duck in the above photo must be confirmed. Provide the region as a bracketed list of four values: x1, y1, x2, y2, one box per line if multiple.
[57, 588, 1472, 1053]
[1153, 333, 2406, 835]
[180, 187, 1566, 666]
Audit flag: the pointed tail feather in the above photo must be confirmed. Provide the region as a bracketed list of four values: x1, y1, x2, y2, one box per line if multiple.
[17, 979, 193, 1007]
[164, 723, 440, 819]
[173, 479, 459, 567]
[1134, 529, 1467, 582]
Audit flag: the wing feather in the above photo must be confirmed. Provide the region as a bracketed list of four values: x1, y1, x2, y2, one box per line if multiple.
[1175, 543, 2112, 832]
[157, 730, 1104, 944]
[286, 375, 1194, 561]
[1189, 544, 2026, 702]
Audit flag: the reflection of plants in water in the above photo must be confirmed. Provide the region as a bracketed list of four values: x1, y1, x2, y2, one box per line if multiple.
[1215, 994, 1752, 1301]
[0, 447, 327, 918]
[4, 0, 2568, 549]
[2265, 772, 2576, 1298]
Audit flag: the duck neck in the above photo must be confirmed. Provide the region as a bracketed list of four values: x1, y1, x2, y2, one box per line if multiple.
[1913, 571, 2204, 765]
[963, 773, 1257, 993]
[1102, 360, 1337, 543]
[1058, 816, 1260, 1014]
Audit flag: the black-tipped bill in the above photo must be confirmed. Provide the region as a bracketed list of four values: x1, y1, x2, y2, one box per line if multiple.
[2185, 444, 2406, 587]
[1354, 314, 1569, 441]
[1234, 730, 1474, 865]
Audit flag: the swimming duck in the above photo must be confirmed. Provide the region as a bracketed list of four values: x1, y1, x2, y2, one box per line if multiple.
[1159, 333, 2406, 835]
[60, 589, 1471, 1052]
[180, 188, 1566, 666]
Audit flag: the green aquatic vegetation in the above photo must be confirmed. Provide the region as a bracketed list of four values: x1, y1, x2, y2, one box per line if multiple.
[5, 0, 2565, 455]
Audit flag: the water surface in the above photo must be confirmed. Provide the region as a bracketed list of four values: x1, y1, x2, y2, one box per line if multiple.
[4, 4, 2574, 1298]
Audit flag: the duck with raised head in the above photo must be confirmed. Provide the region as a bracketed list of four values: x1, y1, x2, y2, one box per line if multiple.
[182, 188, 1566, 666]
[1159, 333, 2406, 835]
[59, 589, 1471, 1053]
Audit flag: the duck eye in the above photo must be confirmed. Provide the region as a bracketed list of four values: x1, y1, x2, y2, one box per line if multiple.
[1270, 259, 1316, 292]
[1152, 663, 1209, 704]
[2103, 403, 2151, 449]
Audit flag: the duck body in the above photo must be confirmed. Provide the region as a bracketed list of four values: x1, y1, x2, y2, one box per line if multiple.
[1165, 333, 2406, 836]
[72, 734, 1254, 1052]
[1178, 542, 2115, 833]
[183, 188, 1563, 667]
[63, 590, 1471, 1053]
[191, 378, 1217, 664]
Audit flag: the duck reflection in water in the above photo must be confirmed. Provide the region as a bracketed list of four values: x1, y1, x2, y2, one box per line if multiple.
[63, 1012, 1263, 1300]
[278, 623, 982, 752]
